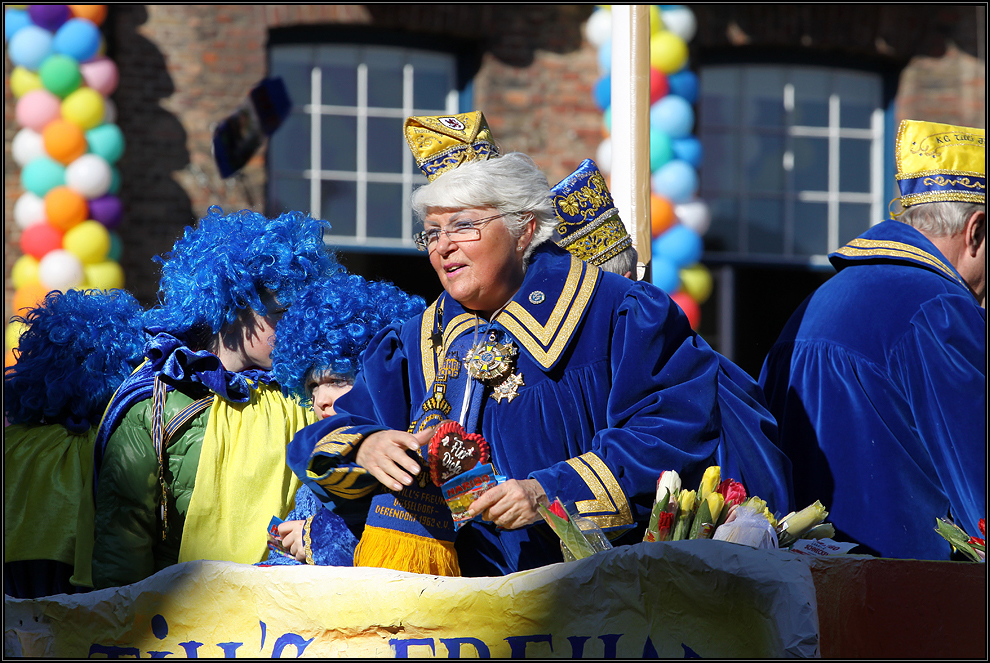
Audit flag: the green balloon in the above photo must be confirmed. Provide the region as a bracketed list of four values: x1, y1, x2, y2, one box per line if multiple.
[21, 156, 66, 197]
[86, 123, 125, 164]
[39, 54, 81, 99]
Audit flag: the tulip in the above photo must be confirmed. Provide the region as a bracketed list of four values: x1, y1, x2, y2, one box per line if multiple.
[698, 466, 721, 502]
[656, 470, 681, 503]
[645, 487, 673, 542]
[672, 490, 696, 541]
[777, 501, 828, 547]
[716, 478, 747, 509]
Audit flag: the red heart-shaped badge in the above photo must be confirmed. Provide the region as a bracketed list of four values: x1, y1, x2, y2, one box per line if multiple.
[428, 420, 491, 487]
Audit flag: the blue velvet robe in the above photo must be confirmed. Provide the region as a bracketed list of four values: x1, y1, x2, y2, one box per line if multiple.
[759, 220, 987, 560]
[288, 243, 723, 576]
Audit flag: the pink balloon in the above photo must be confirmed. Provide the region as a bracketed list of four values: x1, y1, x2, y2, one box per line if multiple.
[79, 56, 119, 96]
[15, 89, 63, 132]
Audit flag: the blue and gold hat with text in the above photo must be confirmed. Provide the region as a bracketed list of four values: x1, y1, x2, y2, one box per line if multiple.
[895, 120, 985, 208]
[404, 111, 500, 182]
[550, 159, 632, 266]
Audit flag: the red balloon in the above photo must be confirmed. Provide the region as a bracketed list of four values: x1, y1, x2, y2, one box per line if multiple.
[670, 291, 701, 330]
[20, 223, 64, 260]
[650, 68, 669, 105]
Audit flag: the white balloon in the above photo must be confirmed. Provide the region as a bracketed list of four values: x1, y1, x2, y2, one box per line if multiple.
[660, 6, 697, 43]
[14, 192, 47, 230]
[675, 200, 712, 236]
[584, 8, 612, 49]
[12, 127, 46, 167]
[102, 97, 117, 124]
[596, 138, 613, 177]
[39, 249, 85, 290]
[66, 153, 113, 199]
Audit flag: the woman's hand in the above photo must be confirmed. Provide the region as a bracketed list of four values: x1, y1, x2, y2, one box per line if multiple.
[356, 428, 435, 491]
[276, 520, 307, 562]
[467, 478, 547, 530]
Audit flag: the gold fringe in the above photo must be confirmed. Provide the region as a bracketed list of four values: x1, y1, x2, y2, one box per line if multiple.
[354, 525, 460, 577]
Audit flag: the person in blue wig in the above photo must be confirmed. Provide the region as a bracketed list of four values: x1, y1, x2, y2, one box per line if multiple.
[549, 159, 793, 518]
[91, 206, 337, 589]
[261, 272, 426, 566]
[4, 288, 149, 598]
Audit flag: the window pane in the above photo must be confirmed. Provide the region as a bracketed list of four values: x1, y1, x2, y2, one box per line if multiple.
[791, 68, 830, 127]
[699, 67, 738, 127]
[839, 138, 872, 193]
[743, 67, 785, 128]
[792, 137, 828, 192]
[366, 182, 404, 239]
[705, 197, 739, 253]
[366, 117, 404, 174]
[268, 176, 311, 216]
[745, 198, 784, 254]
[268, 112, 311, 174]
[743, 134, 784, 194]
[366, 49, 404, 109]
[322, 180, 356, 236]
[839, 203, 871, 247]
[835, 71, 878, 129]
[793, 202, 828, 256]
[699, 131, 737, 194]
[411, 52, 455, 111]
[271, 46, 313, 111]
[315, 45, 358, 107]
[321, 115, 357, 171]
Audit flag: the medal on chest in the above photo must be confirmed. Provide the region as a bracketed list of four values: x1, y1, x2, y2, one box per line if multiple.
[464, 330, 525, 403]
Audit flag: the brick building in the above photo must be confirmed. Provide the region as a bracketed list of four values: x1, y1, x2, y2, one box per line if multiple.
[4, 5, 985, 375]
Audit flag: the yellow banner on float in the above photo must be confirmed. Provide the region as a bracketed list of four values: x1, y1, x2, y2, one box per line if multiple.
[4, 540, 819, 658]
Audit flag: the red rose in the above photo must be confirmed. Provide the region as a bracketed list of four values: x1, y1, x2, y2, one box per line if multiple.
[548, 500, 568, 521]
[716, 478, 747, 508]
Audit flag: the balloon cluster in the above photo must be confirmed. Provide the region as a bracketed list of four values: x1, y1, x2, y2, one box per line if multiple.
[586, 5, 712, 330]
[5, 5, 124, 367]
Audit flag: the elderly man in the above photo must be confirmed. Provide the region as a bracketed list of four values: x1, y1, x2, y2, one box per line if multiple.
[759, 120, 986, 560]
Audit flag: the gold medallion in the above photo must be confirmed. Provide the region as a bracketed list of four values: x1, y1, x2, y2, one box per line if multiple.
[491, 372, 525, 403]
[465, 332, 518, 384]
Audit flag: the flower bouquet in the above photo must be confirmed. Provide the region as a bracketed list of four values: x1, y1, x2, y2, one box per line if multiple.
[935, 517, 986, 562]
[538, 497, 613, 562]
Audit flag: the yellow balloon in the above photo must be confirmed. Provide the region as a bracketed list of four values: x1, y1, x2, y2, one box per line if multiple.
[650, 31, 689, 75]
[11, 254, 41, 290]
[64, 220, 112, 264]
[649, 5, 664, 35]
[10, 66, 43, 98]
[679, 263, 713, 305]
[61, 88, 106, 131]
[6, 321, 28, 352]
[83, 260, 125, 290]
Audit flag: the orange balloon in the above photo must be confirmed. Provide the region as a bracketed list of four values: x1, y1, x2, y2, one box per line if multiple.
[13, 282, 51, 315]
[69, 5, 108, 25]
[44, 186, 89, 232]
[43, 119, 88, 165]
[651, 194, 675, 238]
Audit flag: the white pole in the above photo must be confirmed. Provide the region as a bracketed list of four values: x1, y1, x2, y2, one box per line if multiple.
[610, 5, 652, 280]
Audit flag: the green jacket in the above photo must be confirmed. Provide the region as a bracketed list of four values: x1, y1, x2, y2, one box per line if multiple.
[91, 386, 210, 589]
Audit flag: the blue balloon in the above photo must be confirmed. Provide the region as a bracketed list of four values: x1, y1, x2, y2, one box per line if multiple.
[7, 25, 55, 71]
[593, 75, 611, 112]
[667, 70, 699, 104]
[651, 159, 698, 204]
[4, 8, 32, 42]
[598, 40, 612, 75]
[650, 95, 695, 139]
[653, 224, 703, 268]
[21, 157, 67, 197]
[650, 254, 681, 293]
[650, 127, 673, 173]
[672, 136, 703, 168]
[53, 18, 101, 63]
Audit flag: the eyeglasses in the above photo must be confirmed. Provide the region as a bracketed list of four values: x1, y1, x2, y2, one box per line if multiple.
[413, 214, 504, 252]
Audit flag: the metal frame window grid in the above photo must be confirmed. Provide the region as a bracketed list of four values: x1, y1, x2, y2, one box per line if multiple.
[277, 45, 459, 250]
[699, 64, 885, 267]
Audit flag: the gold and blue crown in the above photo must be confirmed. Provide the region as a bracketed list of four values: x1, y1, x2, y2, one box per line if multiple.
[895, 120, 985, 208]
[404, 111, 500, 182]
[550, 159, 632, 266]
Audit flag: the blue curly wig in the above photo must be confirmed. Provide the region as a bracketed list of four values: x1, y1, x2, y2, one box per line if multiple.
[271, 273, 426, 404]
[4, 289, 149, 429]
[143, 206, 338, 341]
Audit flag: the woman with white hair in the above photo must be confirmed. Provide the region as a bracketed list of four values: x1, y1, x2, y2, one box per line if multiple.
[288, 112, 722, 576]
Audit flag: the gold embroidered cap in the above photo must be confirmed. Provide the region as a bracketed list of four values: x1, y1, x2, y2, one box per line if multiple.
[895, 120, 985, 208]
[404, 111, 500, 181]
[550, 159, 632, 266]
